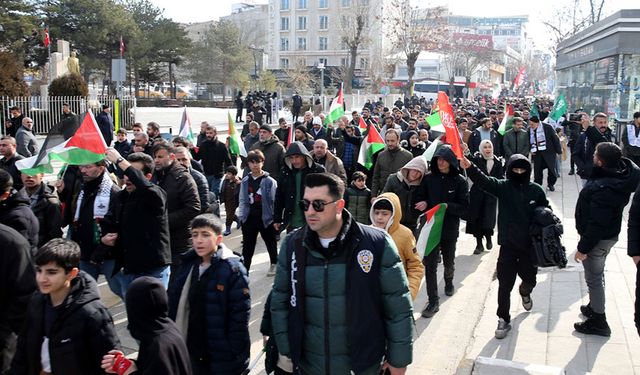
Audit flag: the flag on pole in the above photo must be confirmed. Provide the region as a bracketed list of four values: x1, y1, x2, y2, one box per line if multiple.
[513, 67, 526, 89]
[530, 102, 540, 119]
[178, 107, 195, 144]
[357, 125, 385, 170]
[324, 84, 345, 126]
[227, 112, 247, 157]
[43, 28, 50, 47]
[358, 116, 368, 132]
[422, 135, 443, 163]
[426, 111, 445, 133]
[287, 124, 295, 147]
[119, 36, 125, 56]
[549, 94, 567, 121]
[16, 111, 106, 175]
[416, 203, 448, 258]
[497, 104, 515, 136]
[436, 92, 463, 158]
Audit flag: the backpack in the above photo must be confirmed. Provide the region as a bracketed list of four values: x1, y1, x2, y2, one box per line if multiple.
[530, 206, 568, 268]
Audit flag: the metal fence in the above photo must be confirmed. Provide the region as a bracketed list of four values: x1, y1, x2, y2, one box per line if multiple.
[1, 95, 137, 135]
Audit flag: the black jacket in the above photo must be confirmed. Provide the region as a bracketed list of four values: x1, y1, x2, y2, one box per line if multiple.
[9, 272, 120, 375]
[0, 189, 40, 254]
[628, 182, 640, 257]
[153, 162, 201, 253]
[70, 175, 120, 261]
[575, 158, 640, 253]
[0, 224, 36, 338]
[415, 146, 469, 240]
[466, 154, 503, 236]
[195, 138, 232, 178]
[95, 111, 114, 146]
[21, 183, 63, 247]
[573, 126, 611, 179]
[101, 166, 171, 274]
[0, 153, 25, 191]
[274, 142, 325, 227]
[469, 128, 502, 156]
[125, 277, 192, 375]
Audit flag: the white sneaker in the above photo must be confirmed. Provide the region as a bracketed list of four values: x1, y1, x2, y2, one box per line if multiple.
[495, 318, 512, 339]
[267, 264, 276, 277]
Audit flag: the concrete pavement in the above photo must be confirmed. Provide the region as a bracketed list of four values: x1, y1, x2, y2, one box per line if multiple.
[95, 156, 639, 374]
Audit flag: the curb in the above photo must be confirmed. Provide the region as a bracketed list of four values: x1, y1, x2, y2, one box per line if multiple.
[472, 356, 565, 375]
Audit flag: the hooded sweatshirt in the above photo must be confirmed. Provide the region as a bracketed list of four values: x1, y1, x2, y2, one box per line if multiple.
[126, 277, 192, 375]
[371, 193, 425, 300]
[382, 156, 428, 230]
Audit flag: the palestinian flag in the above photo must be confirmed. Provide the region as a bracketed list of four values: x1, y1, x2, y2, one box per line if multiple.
[426, 111, 445, 133]
[416, 203, 448, 258]
[227, 111, 247, 157]
[497, 104, 515, 136]
[423, 135, 443, 163]
[324, 83, 345, 126]
[178, 106, 195, 144]
[358, 116, 368, 132]
[17, 111, 106, 175]
[357, 124, 385, 170]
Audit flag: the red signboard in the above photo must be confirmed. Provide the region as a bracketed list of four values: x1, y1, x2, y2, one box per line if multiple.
[452, 33, 494, 51]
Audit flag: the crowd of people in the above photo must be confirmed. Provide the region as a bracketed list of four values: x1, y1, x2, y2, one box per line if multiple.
[2, 95, 640, 375]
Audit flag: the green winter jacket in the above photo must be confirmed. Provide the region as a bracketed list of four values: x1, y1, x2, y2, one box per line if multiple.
[345, 185, 371, 224]
[270, 211, 413, 375]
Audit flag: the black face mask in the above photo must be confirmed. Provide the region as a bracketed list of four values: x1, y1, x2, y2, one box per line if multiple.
[509, 170, 530, 184]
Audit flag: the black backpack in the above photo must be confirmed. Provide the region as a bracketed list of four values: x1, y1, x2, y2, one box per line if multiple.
[530, 206, 568, 268]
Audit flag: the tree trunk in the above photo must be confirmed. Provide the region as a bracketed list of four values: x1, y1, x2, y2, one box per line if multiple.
[345, 46, 358, 94]
[406, 52, 419, 94]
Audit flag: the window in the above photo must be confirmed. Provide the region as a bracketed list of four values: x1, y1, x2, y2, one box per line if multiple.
[298, 0, 307, 9]
[360, 57, 368, 70]
[280, 17, 289, 31]
[358, 0, 369, 5]
[298, 37, 306, 50]
[298, 16, 307, 30]
[280, 38, 289, 51]
[341, 57, 348, 66]
[319, 0, 328, 8]
[281, 58, 290, 69]
[341, 0, 350, 6]
[319, 58, 328, 66]
[319, 15, 328, 30]
[319, 37, 328, 50]
[280, 0, 289, 10]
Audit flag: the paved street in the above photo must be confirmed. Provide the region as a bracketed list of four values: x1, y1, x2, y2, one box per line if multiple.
[95, 157, 640, 374]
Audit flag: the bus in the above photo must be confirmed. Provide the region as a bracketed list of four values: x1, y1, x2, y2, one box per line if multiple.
[413, 80, 466, 100]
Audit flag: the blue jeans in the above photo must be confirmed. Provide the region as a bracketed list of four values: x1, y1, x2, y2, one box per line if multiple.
[206, 175, 222, 201]
[80, 259, 123, 298]
[119, 265, 171, 298]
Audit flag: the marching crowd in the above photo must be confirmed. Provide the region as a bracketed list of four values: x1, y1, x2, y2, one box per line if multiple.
[2, 96, 640, 375]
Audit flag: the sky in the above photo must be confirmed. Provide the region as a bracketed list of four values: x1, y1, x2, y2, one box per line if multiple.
[148, 0, 638, 50]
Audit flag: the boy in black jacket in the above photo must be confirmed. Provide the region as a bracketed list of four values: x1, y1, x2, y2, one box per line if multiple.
[414, 145, 469, 318]
[9, 238, 120, 375]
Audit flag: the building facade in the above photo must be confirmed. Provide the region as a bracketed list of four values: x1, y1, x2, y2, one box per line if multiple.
[556, 9, 640, 121]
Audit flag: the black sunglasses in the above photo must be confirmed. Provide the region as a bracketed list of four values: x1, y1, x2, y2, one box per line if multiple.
[299, 199, 338, 212]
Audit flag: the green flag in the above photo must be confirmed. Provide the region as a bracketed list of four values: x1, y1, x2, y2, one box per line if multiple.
[530, 103, 539, 119]
[550, 94, 567, 121]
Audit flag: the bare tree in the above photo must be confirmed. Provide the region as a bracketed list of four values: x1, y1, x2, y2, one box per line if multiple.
[339, 3, 372, 94]
[286, 58, 316, 94]
[386, 2, 448, 93]
[542, 0, 607, 51]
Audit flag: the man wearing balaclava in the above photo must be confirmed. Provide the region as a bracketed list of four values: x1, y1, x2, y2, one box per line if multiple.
[460, 154, 550, 341]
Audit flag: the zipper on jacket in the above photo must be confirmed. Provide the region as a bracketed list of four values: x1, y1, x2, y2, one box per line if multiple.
[324, 260, 330, 375]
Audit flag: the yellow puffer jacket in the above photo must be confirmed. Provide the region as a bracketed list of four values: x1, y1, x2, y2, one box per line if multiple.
[371, 192, 425, 300]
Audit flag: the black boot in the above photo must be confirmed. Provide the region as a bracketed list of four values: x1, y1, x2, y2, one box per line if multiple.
[473, 237, 484, 254]
[485, 235, 493, 250]
[568, 168, 575, 175]
[574, 312, 611, 337]
[421, 300, 440, 318]
[444, 279, 455, 296]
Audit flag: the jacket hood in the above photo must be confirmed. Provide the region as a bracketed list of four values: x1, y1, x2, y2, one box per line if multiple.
[126, 276, 174, 342]
[590, 157, 640, 193]
[398, 156, 428, 186]
[260, 134, 280, 146]
[284, 141, 314, 169]
[430, 145, 460, 175]
[53, 271, 101, 316]
[0, 188, 30, 212]
[505, 154, 532, 181]
[370, 192, 401, 233]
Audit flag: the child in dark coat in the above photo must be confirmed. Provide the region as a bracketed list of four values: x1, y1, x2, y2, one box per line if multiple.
[220, 166, 241, 236]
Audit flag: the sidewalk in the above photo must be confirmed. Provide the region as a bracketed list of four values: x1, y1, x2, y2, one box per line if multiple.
[462, 160, 640, 374]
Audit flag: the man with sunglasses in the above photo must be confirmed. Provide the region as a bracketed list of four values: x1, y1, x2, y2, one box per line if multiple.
[270, 173, 413, 375]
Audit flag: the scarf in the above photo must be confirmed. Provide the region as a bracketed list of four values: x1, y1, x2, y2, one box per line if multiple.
[530, 125, 547, 153]
[74, 172, 113, 221]
[479, 140, 494, 174]
[627, 125, 640, 147]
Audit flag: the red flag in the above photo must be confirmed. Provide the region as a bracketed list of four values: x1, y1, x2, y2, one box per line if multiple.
[513, 67, 526, 88]
[119, 36, 125, 56]
[358, 116, 367, 131]
[287, 124, 295, 147]
[43, 28, 50, 47]
[437, 91, 463, 159]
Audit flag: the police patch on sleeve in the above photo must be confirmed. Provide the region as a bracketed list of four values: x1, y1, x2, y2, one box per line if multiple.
[357, 250, 374, 273]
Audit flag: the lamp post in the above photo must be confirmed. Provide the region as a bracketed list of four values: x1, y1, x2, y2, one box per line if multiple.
[248, 45, 264, 89]
[318, 62, 325, 98]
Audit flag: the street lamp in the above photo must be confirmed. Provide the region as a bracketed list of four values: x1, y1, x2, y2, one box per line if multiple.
[318, 62, 325, 97]
[248, 45, 264, 87]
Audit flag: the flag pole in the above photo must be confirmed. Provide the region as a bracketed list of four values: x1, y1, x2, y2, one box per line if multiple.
[47, 28, 52, 86]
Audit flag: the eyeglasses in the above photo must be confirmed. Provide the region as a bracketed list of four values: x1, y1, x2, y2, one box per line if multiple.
[299, 199, 338, 212]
